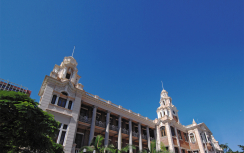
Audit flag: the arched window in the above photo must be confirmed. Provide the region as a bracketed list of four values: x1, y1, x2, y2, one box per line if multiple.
[66, 68, 73, 79]
[190, 133, 196, 143]
[163, 101, 165, 105]
[163, 111, 166, 115]
[161, 126, 166, 136]
[57, 92, 68, 108]
[160, 112, 163, 118]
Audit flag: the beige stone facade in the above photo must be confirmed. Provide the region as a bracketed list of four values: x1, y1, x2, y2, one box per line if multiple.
[38, 56, 223, 153]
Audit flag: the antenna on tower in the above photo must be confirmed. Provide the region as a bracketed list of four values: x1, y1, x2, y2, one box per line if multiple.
[161, 81, 164, 90]
[72, 46, 75, 57]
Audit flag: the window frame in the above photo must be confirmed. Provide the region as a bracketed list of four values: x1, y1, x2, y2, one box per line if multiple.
[57, 123, 68, 145]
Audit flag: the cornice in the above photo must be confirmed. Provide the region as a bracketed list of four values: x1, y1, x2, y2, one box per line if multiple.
[82, 93, 156, 128]
[38, 75, 84, 97]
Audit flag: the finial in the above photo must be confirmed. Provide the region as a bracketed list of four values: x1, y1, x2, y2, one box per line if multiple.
[192, 119, 197, 125]
[72, 46, 75, 57]
[161, 81, 164, 90]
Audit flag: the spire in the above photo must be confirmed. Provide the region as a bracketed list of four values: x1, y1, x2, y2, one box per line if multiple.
[192, 119, 197, 125]
[161, 81, 164, 90]
[72, 46, 75, 57]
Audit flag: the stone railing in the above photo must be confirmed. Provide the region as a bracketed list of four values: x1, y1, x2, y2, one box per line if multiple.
[122, 128, 129, 135]
[110, 124, 118, 131]
[142, 134, 147, 140]
[95, 120, 106, 128]
[85, 92, 154, 123]
[150, 137, 155, 141]
[79, 116, 92, 124]
[132, 131, 139, 138]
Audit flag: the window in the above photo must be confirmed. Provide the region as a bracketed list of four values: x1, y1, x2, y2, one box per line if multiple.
[160, 126, 166, 136]
[175, 147, 179, 153]
[177, 130, 182, 139]
[58, 97, 67, 108]
[184, 133, 188, 142]
[204, 133, 208, 142]
[68, 100, 73, 110]
[163, 101, 165, 105]
[75, 133, 84, 148]
[182, 149, 185, 153]
[66, 73, 71, 79]
[170, 126, 175, 136]
[190, 133, 196, 143]
[51, 95, 57, 104]
[56, 123, 68, 145]
[164, 111, 166, 115]
[160, 112, 163, 118]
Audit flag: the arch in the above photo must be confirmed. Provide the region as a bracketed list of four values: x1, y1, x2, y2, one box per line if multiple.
[66, 67, 73, 79]
[61, 91, 68, 96]
[189, 133, 196, 143]
[160, 112, 163, 118]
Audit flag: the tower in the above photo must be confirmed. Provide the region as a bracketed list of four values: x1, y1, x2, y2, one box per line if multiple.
[156, 89, 180, 123]
[38, 56, 84, 153]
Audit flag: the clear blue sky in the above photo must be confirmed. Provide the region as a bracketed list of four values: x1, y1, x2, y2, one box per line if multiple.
[1, 0, 243, 151]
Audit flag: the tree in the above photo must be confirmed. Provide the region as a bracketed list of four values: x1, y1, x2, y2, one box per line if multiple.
[79, 134, 136, 153]
[0, 91, 64, 153]
[140, 140, 171, 153]
[238, 145, 244, 153]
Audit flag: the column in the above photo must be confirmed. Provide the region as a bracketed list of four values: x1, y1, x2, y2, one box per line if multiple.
[154, 127, 158, 151]
[54, 95, 60, 105]
[165, 123, 174, 152]
[194, 128, 205, 153]
[104, 111, 111, 147]
[129, 119, 133, 153]
[138, 123, 142, 152]
[118, 115, 122, 150]
[156, 125, 160, 151]
[146, 126, 151, 150]
[65, 98, 69, 109]
[174, 127, 182, 153]
[88, 106, 97, 145]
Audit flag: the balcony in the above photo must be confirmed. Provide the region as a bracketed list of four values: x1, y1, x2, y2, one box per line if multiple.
[95, 120, 106, 128]
[132, 131, 139, 138]
[79, 116, 92, 124]
[142, 134, 147, 140]
[110, 124, 118, 131]
[122, 128, 129, 135]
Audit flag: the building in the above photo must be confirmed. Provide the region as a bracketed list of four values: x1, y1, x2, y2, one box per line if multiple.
[0, 78, 32, 96]
[38, 56, 223, 153]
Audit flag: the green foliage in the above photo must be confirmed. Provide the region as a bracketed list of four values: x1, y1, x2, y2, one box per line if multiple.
[79, 135, 136, 153]
[238, 145, 244, 152]
[79, 135, 105, 153]
[0, 91, 64, 153]
[140, 140, 172, 153]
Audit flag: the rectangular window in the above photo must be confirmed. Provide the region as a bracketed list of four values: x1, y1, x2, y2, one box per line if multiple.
[51, 95, 57, 104]
[170, 126, 175, 136]
[68, 101, 73, 110]
[57, 97, 67, 108]
[177, 130, 182, 139]
[75, 133, 84, 148]
[182, 149, 185, 153]
[184, 133, 188, 141]
[57, 124, 68, 145]
[175, 147, 179, 153]
[59, 131, 66, 145]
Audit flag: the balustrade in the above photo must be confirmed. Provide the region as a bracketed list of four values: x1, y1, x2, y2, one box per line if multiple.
[109, 124, 118, 131]
[95, 120, 106, 128]
[79, 116, 92, 124]
[142, 134, 147, 140]
[121, 128, 129, 135]
[132, 131, 139, 138]
[150, 137, 155, 141]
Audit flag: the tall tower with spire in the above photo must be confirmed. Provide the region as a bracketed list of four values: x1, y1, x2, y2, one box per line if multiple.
[156, 88, 180, 123]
